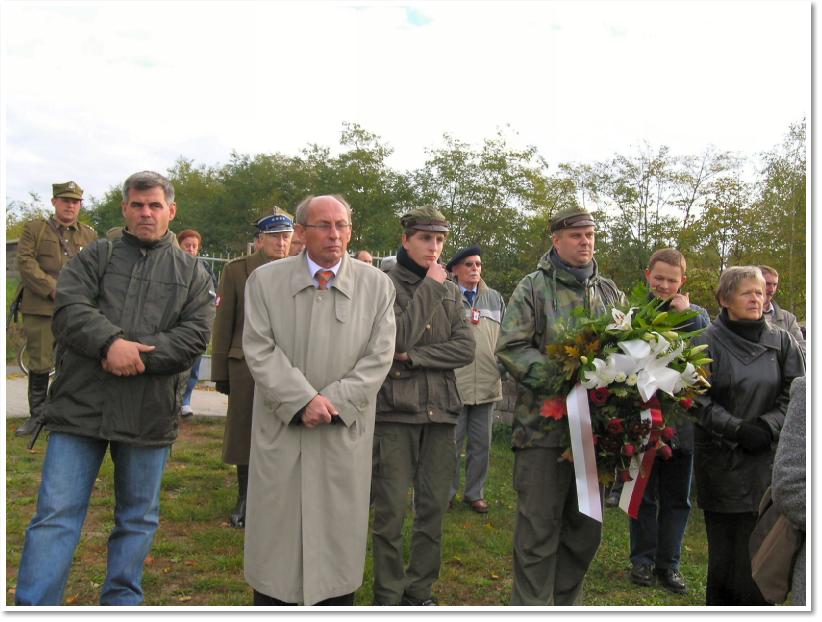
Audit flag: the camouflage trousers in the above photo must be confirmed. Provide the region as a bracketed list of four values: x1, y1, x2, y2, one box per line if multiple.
[511, 447, 603, 605]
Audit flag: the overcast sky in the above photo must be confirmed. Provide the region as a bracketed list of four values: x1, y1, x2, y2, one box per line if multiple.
[1, 0, 810, 205]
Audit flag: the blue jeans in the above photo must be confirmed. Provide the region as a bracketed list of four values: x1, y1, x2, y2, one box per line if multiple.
[15, 432, 170, 606]
[181, 356, 202, 408]
[628, 450, 693, 570]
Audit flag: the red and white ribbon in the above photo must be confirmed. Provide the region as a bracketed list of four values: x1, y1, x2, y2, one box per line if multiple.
[619, 402, 663, 518]
[566, 384, 602, 522]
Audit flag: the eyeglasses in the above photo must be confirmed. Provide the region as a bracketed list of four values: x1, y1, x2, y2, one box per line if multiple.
[463, 261, 482, 268]
[303, 222, 352, 232]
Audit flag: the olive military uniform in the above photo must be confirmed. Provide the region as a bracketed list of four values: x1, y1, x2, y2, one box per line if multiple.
[212, 249, 275, 464]
[212, 211, 294, 528]
[15, 181, 97, 437]
[18, 218, 98, 367]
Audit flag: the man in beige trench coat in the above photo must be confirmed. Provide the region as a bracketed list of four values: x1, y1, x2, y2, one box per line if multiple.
[242, 194, 396, 606]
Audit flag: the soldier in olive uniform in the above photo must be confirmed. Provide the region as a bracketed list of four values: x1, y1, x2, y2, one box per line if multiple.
[212, 210, 294, 527]
[371, 206, 475, 606]
[15, 181, 98, 436]
[496, 206, 626, 605]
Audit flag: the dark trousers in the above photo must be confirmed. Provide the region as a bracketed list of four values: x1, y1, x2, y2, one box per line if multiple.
[371, 422, 456, 605]
[629, 450, 693, 570]
[253, 589, 355, 606]
[703, 511, 770, 606]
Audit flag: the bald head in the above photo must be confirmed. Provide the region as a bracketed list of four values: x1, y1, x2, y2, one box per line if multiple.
[294, 194, 353, 268]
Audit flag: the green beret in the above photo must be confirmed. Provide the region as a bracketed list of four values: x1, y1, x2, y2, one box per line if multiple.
[400, 205, 449, 232]
[550, 206, 595, 232]
[52, 181, 83, 200]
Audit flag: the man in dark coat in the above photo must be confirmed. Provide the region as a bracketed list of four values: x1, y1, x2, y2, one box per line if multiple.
[212, 210, 293, 527]
[14, 171, 215, 606]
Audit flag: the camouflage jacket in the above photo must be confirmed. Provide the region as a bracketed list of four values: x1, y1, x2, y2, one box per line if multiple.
[496, 251, 626, 449]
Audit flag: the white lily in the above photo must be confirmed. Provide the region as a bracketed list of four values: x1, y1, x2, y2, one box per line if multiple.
[581, 357, 616, 389]
[673, 362, 700, 393]
[607, 307, 637, 331]
[582, 352, 637, 389]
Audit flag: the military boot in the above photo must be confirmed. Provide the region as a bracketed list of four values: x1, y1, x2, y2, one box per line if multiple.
[16, 372, 50, 437]
[229, 464, 249, 528]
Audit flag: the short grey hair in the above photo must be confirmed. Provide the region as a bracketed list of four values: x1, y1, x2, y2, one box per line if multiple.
[122, 171, 175, 204]
[294, 194, 352, 226]
[716, 266, 765, 306]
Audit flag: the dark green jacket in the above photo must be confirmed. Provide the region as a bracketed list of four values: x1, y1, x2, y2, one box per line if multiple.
[45, 230, 216, 446]
[376, 262, 475, 424]
[496, 251, 625, 449]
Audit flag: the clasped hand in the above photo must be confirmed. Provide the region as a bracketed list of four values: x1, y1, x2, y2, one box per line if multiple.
[302, 394, 339, 428]
[102, 338, 155, 376]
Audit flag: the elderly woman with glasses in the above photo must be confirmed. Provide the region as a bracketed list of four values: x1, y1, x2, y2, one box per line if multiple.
[691, 266, 804, 605]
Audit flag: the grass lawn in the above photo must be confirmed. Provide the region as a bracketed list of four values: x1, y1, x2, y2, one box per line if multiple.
[6, 418, 709, 607]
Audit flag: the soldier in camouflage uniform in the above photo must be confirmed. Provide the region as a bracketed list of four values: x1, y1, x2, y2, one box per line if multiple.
[496, 206, 626, 605]
[15, 181, 98, 436]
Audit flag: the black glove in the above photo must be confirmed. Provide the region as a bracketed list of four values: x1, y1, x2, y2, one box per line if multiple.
[215, 380, 230, 395]
[736, 420, 772, 453]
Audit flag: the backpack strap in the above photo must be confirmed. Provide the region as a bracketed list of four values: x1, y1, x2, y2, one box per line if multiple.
[95, 238, 114, 279]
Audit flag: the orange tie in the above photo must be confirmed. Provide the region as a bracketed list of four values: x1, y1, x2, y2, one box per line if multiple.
[315, 269, 335, 290]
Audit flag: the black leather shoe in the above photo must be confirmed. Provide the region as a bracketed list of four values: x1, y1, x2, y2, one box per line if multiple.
[400, 594, 438, 606]
[229, 496, 246, 528]
[655, 568, 687, 594]
[630, 563, 654, 587]
[605, 489, 621, 508]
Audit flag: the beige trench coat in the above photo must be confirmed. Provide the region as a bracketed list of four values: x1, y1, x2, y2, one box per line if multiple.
[242, 252, 396, 605]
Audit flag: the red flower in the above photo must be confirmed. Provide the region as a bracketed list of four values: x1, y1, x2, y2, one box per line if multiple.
[606, 418, 624, 434]
[589, 387, 611, 406]
[657, 444, 673, 460]
[621, 443, 636, 457]
[540, 397, 567, 421]
[679, 397, 694, 409]
[661, 426, 675, 442]
[619, 469, 633, 483]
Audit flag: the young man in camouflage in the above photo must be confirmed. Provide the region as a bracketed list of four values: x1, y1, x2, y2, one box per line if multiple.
[496, 206, 626, 605]
[14, 181, 98, 436]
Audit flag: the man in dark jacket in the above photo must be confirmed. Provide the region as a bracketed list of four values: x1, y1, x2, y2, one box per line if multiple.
[370, 206, 474, 606]
[496, 206, 626, 605]
[627, 248, 710, 594]
[15, 171, 215, 606]
[759, 265, 805, 354]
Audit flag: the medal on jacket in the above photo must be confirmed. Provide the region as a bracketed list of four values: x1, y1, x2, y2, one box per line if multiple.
[471, 308, 480, 324]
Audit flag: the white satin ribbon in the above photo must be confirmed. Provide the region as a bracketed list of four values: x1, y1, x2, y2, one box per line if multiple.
[566, 383, 602, 522]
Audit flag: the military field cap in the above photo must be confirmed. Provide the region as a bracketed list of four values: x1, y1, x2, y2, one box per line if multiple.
[549, 206, 595, 232]
[400, 205, 450, 232]
[446, 245, 482, 272]
[52, 181, 83, 200]
[255, 213, 294, 234]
